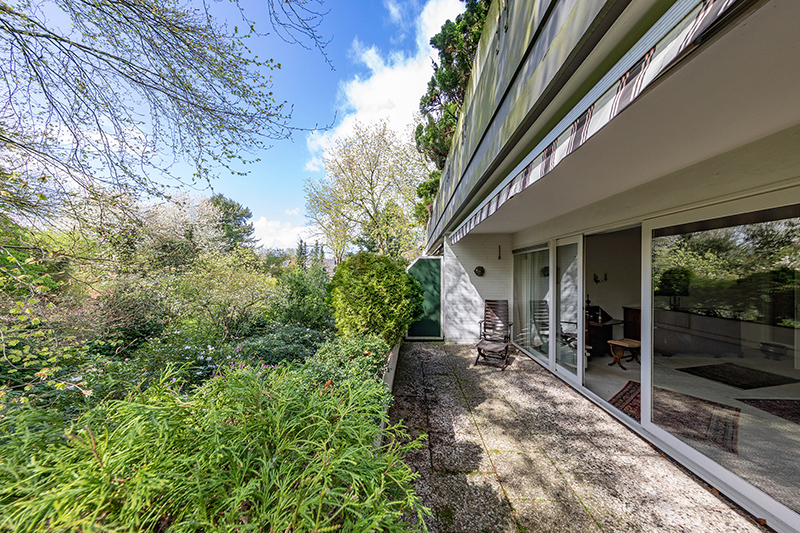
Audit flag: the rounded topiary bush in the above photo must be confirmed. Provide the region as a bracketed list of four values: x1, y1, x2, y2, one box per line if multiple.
[328, 253, 423, 346]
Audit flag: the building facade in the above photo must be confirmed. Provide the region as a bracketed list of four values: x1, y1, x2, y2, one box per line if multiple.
[425, 0, 800, 530]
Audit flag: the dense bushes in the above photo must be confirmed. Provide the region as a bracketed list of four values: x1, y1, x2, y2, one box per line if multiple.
[304, 334, 390, 387]
[0, 366, 428, 532]
[275, 263, 334, 330]
[328, 252, 423, 346]
[234, 322, 329, 365]
[1, 233, 432, 530]
[166, 251, 286, 341]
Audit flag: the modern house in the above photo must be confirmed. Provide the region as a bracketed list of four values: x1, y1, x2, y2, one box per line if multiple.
[423, 0, 800, 530]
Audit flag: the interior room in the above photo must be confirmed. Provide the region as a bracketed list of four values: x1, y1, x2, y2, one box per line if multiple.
[583, 227, 642, 404]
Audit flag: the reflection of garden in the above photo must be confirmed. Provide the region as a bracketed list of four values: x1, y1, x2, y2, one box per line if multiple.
[653, 220, 800, 327]
[651, 217, 800, 515]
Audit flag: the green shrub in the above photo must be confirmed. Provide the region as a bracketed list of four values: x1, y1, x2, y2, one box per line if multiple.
[328, 252, 423, 346]
[166, 251, 286, 342]
[303, 334, 391, 387]
[0, 366, 428, 532]
[90, 276, 168, 356]
[234, 322, 330, 365]
[275, 263, 335, 331]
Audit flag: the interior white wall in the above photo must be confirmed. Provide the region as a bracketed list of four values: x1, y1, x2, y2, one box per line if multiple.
[584, 227, 642, 320]
[443, 234, 513, 343]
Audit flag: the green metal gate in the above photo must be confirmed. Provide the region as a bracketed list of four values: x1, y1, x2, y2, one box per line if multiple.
[406, 257, 442, 339]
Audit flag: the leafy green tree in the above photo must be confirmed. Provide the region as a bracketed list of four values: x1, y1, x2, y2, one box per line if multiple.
[166, 250, 285, 342]
[415, 0, 490, 170]
[0, 0, 331, 408]
[276, 263, 333, 331]
[304, 121, 429, 258]
[413, 170, 440, 226]
[311, 241, 324, 265]
[258, 248, 291, 278]
[137, 196, 225, 271]
[295, 238, 309, 270]
[0, 0, 328, 208]
[354, 201, 414, 259]
[414, 1, 490, 223]
[208, 194, 256, 251]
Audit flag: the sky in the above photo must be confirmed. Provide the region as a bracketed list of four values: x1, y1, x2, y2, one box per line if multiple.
[202, 0, 466, 250]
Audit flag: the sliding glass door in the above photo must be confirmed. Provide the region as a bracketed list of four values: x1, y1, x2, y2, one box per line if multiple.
[513, 246, 550, 363]
[556, 239, 582, 376]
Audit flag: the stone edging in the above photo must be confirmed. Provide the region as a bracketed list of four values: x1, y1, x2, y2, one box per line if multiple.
[376, 343, 401, 447]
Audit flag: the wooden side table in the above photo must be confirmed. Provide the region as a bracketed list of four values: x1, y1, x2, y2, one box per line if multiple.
[607, 338, 641, 370]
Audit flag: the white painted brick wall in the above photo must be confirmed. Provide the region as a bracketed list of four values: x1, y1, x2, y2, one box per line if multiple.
[443, 234, 513, 343]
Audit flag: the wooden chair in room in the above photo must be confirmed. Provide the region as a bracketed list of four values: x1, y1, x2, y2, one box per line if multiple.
[476, 299, 513, 369]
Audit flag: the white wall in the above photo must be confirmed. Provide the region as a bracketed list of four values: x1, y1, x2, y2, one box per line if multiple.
[584, 227, 641, 320]
[443, 234, 513, 343]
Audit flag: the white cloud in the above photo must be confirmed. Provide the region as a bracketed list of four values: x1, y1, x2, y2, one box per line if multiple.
[253, 217, 319, 250]
[385, 0, 403, 25]
[284, 207, 301, 216]
[305, 0, 463, 167]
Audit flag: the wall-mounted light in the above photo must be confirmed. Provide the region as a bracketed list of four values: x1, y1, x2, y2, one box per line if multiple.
[474, 266, 485, 277]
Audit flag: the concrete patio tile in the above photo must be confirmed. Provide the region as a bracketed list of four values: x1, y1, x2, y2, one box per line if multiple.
[423, 356, 454, 376]
[426, 396, 473, 434]
[616, 454, 736, 509]
[563, 468, 647, 508]
[401, 444, 433, 477]
[473, 419, 538, 453]
[587, 427, 662, 457]
[389, 394, 427, 425]
[570, 481, 676, 532]
[466, 397, 517, 421]
[536, 434, 616, 476]
[515, 407, 589, 436]
[457, 377, 499, 398]
[491, 450, 575, 501]
[510, 498, 601, 532]
[420, 473, 517, 533]
[392, 373, 425, 397]
[508, 356, 549, 376]
[390, 343, 769, 533]
[393, 359, 425, 396]
[424, 372, 462, 397]
[429, 429, 493, 474]
[470, 367, 532, 394]
[500, 385, 556, 409]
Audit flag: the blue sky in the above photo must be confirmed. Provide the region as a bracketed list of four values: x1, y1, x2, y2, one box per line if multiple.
[203, 0, 465, 250]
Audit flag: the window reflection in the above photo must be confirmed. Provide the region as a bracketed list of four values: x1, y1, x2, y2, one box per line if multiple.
[513, 248, 550, 362]
[652, 208, 800, 514]
[556, 243, 579, 374]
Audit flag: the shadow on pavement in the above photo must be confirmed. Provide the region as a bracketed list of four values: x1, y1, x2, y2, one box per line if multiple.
[388, 342, 771, 533]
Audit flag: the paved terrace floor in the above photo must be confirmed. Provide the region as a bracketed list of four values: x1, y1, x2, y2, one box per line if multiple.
[388, 343, 772, 533]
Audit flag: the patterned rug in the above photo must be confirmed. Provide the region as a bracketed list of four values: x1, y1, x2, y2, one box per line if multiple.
[609, 381, 740, 454]
[736, 398, 800, 426]
[677, 362, 800, 390]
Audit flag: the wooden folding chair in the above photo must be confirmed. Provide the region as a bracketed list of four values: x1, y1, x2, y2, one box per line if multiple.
[476, 299, 513, 369]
